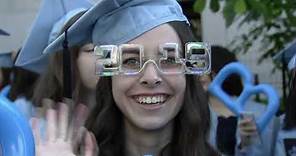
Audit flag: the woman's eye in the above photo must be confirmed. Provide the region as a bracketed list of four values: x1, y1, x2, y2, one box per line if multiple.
[163, 57, 175, 64]
[83, 49, 94, 53]
[122, 58, 140, 66]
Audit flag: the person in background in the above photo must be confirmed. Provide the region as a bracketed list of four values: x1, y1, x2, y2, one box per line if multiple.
[199, 46, 274, 156]
[14, 0, 97, 154]
[15, 0, 96, 110]
[3, 49, 40, 119]
[0, 49, 39, 120]
[0, 52, 13, 92]
[274, 52, 296, 156]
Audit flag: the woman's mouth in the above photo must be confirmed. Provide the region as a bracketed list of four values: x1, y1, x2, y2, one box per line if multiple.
[132, 94, 169, 110]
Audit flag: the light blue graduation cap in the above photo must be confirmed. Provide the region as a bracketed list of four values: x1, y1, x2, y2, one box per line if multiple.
[273, 39, 296, 66]
[14, 0, 92, 73]
[0, 52, 13, 68]
[43, 0, 189, 55]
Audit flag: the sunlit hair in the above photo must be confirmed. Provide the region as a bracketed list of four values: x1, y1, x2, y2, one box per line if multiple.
[85, 21, 218, 156]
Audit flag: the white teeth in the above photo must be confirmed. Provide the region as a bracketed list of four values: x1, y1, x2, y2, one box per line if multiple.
[136, 95, 167, 104]
[146, 97, 152, 104]
[152, 97, 157, 103]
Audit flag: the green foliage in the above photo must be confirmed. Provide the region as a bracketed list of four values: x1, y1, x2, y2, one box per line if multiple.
[193, 0, 296, 66]
[193, 0, 206, 13]
[234, 0, 246, 14]
[223, 0, 236, 27]
[210, 0, 220, 13]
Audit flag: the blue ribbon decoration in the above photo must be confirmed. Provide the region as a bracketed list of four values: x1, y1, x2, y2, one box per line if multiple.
[208, 62, 280, 132]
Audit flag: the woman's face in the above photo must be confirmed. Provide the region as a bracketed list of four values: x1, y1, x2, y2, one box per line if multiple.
[112, 24, 186, 130]
[77, 43, 99, 90]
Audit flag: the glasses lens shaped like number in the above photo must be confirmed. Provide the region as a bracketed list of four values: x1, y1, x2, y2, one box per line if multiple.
[94, 42, 211, 76]
[120, 44, 142, 75]
[185, 43, 211, 75]
[95, 45, 119, 76]
[159, 43, 184, 74]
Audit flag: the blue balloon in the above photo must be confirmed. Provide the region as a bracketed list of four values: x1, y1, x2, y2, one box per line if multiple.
[208, 62, 280, 132]
[0, 85, 10, 97]
[0, 94, 35, 156]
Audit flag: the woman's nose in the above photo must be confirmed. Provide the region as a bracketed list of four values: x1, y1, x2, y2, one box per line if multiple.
[139, 63, 162, 87]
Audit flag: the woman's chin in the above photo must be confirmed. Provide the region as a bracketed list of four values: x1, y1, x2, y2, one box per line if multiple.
[131, 117, 170, 131]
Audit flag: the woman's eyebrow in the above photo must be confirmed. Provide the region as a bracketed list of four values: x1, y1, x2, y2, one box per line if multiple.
[122, 48, 140, 54]
[80, 46, 94, 51]
[158, 47, 183, 56]
[82, 48, 94, 52]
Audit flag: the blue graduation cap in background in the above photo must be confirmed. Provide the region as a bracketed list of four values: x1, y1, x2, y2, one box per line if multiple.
[15, 0, 92, 73]
[0, 52, 13, 68]
[43, 0, 189, 55]
[0, 29, 10, 36]
[273, 39, 296, 65]
[288, 54, 296, 71]
[273, 38, 296, 99]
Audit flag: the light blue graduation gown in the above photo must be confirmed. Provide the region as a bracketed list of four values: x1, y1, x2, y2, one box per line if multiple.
[274, 115, 296, 156]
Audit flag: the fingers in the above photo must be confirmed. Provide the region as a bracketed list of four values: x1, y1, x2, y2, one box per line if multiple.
[238, 117, 255, 125]
[238, 117, 260, 147]
[72, 127, 86, 154]
[238, 119, 257, 133]
[84, 131, 99, 156]
[37, 98, 92, 155]
[43, 98, 57, 143]
[72, 127, 99, 156]
[58, 102, 69, 141]
[71, 104, 89, 141]
[238, 118, 256, 128]
[46, 107, 57, 142]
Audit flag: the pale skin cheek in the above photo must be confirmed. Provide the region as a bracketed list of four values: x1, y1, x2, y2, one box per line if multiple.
[77, 55, 98, 89]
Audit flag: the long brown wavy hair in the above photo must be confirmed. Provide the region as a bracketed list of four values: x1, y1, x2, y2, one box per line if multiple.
[0, 68, 12, 90]
[32, 46, 82, 107]
[85, 21, 219, 156]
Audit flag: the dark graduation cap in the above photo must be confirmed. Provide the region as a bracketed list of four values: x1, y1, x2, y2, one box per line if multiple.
[273, 39, 296, 66]
[0, 29, 10, 36]
[273, 39, 296, 100]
